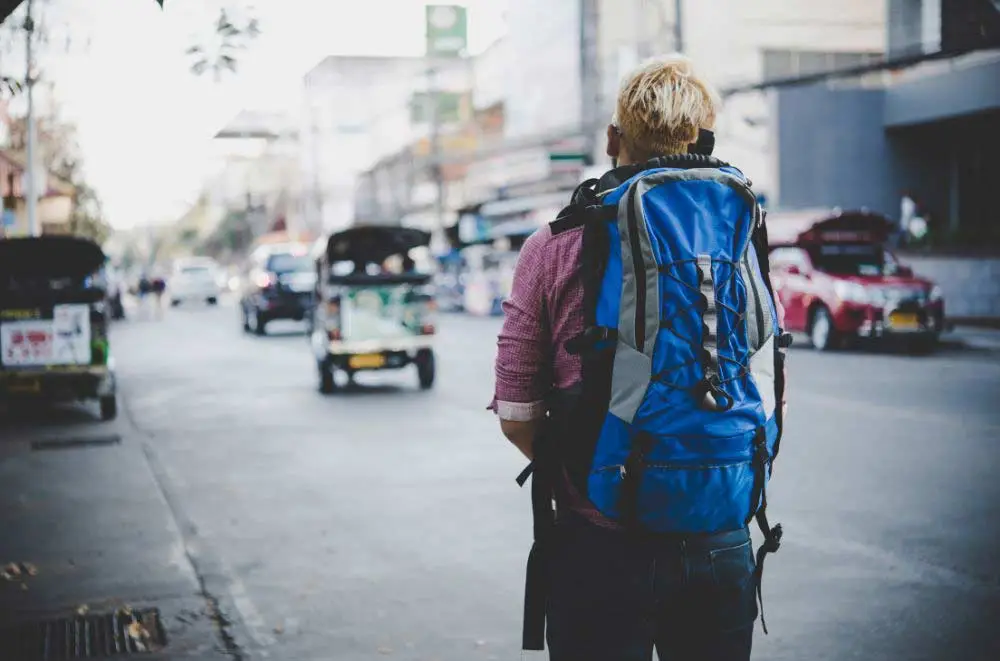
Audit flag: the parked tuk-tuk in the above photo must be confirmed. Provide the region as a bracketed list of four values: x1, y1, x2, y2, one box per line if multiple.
[309, 226, 437, 393]
[0, 236, 118, 419]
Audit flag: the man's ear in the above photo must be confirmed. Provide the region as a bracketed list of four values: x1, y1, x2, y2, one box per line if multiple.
[606, 124, 620, 160]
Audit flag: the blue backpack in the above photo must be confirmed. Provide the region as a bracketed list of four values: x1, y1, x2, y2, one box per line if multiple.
[518, 154, 791, 650]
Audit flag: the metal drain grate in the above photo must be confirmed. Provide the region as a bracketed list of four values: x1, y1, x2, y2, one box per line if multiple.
[30, 435, 122, 452]
[0, 608, 165, 659]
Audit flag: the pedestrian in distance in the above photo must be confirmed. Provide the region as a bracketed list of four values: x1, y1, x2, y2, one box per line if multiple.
[137, 273, 152, 320]
[151, 274, 166, 320]
[490, 54, 791, 661]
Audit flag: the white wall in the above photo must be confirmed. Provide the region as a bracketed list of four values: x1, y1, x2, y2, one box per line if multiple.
[473, 38, 509, 110]
[300, 56, 474, 232]
[503, 0, 582, 139]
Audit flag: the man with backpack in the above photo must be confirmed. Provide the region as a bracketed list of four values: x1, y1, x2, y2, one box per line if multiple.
[490, 55, 791, 660]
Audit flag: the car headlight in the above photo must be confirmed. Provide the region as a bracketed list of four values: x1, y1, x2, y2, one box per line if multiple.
[929, 285, 943, 301]
[834, 281, 869, 304]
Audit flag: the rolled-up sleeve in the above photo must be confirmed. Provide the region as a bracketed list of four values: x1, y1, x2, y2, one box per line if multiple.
[488, 230, 551, 422]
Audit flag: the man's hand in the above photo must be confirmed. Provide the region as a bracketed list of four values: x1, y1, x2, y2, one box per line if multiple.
[500, 419, 538, 460]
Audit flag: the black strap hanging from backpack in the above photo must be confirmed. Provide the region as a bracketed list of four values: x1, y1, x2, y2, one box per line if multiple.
[519, 178, 614, 652]
[520, 413, 557, 651]
[745, 203, 791, 635]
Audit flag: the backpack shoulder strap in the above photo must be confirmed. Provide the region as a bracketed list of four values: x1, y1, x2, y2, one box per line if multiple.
[548, 178, 616, 236]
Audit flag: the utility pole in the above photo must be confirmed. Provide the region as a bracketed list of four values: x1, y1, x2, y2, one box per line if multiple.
[24, 0, 40, 237]
[427, 63, 446, 247]
[635, 0, 647, 60]
[580, 0, 601, 162]
[674, 0, 684, 53]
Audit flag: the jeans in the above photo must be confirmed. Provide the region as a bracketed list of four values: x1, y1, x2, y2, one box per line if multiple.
[546, 511, 758, 661]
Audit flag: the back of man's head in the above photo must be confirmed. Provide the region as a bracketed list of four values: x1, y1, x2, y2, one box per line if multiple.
[613, 54, 721, 162]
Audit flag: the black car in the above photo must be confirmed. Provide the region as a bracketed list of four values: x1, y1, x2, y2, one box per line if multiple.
[239, 244, 317, 335]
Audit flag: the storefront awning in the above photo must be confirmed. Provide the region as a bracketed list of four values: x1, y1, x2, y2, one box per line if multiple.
[478, 192, 569, 219]
[884, 54, 1000, 128]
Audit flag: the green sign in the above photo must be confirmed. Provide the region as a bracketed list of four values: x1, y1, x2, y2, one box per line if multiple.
[549, 152, 588, 163]
[410, 91, 464, 124]
[425, 5, 468, 57]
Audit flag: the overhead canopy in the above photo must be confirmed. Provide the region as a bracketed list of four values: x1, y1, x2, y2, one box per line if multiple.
[0, 236, 107, 279]
[324, 225, 431, 265]
[766, 209, 895, 247]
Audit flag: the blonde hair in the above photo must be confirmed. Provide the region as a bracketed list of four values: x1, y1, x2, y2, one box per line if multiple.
[613, 54, 721, 160]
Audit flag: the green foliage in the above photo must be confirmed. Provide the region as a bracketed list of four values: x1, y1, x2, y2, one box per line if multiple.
[199, 209, 255, 260]
[186, 8, 261, 79]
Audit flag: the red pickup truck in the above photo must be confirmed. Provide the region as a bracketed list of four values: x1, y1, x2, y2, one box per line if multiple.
[766, 209, 945, 352]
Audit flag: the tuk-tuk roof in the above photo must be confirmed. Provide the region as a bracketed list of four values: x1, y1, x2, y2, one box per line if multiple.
[0, 236, 107, 279]
[323, 225, 431, 265]
[766, 208, 895, 247]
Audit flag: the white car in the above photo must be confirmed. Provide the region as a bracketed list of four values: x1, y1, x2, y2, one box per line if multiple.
[169, 260, 222, 306]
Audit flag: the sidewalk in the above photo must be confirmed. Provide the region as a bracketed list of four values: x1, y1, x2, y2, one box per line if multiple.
[0, 401, 238, 659]
[941, 325, 1000, 352]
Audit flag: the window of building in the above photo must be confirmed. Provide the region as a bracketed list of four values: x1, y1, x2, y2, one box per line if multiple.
[762, 49, 883, 81]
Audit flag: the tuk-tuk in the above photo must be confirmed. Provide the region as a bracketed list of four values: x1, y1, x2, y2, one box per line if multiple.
[309, 225, 437, 393]
[0, 236, 118, 420]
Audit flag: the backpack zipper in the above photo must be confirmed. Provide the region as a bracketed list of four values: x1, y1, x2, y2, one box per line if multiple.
[626, 182, 646, 349]
[595, 459, 752, 475]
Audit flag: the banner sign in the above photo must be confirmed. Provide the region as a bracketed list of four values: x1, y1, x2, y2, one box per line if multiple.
[426, 5, 468, 57]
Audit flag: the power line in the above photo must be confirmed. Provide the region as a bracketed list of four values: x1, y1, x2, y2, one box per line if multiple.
[719, 44, 998, 97]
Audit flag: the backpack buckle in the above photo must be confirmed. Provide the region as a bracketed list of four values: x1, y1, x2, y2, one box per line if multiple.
[694, 376, 734, 412]
[565, 326, 618, 355]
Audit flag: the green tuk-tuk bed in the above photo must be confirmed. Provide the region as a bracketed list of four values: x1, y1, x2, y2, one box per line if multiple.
[310, 226, 438, 393]
[0, 236, 117, 420]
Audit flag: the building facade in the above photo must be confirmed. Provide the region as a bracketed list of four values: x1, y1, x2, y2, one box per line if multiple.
[301, 55, 474, 234]
[595, 0, 886, 198]
[769, 0, 1000, 319]
[355, 0, 889, 247]
[771, 0, 999, 244]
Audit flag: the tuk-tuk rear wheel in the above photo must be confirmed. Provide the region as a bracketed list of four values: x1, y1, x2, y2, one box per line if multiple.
[417, 350, 435, 390]
[100, 395, 118, 421]
[318, 361, 337, 394]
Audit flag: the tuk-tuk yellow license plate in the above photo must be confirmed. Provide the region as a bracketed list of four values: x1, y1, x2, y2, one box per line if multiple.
[349, 354, 386, 369]
[888, 312, 919, 330]
[6, 378, 41, 394]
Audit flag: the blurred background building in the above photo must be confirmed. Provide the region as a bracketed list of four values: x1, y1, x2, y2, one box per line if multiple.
[352, 0, 891, 247]
[150, 0, 999, 318]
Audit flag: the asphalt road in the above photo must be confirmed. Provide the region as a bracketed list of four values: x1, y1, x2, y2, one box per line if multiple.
[94, 298, 1000, 660]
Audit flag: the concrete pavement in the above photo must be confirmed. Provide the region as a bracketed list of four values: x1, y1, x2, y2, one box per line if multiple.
[943, 324, 1000, 352]
[0, 376, 254, 658]
[2, 297, 999, 660]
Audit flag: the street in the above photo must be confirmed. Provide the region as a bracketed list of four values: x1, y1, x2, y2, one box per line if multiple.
[3, 297, 1000, 661]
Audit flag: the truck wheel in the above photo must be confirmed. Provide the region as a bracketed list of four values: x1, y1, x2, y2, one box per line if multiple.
[417, 350, 435, 389]
[99, 395, 118, 421]
[810, 307, 838, 352]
